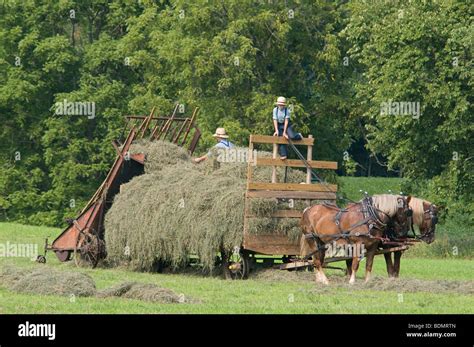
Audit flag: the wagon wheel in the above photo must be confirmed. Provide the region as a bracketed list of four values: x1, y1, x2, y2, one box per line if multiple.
[222, 248, 251, 280]
[74, 232, 104, 268]
[36, 255, 46, 264]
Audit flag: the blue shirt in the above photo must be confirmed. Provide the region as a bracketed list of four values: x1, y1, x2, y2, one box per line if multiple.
[273, 107, 290, 123]
[207, 139, 235, 157]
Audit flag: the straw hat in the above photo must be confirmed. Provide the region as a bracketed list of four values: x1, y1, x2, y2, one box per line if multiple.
[212, 127, 229, 138]
[275, 96, 287, 106]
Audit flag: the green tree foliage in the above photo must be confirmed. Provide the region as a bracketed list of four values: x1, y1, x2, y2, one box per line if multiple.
[343, 0, 473, 220]
[0, 0, 471, 226]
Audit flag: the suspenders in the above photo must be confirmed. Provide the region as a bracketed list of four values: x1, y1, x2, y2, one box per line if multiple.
[274, 107, 288, 123]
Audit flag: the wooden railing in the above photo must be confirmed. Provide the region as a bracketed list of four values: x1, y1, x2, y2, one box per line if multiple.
[243, 134, 338, 255]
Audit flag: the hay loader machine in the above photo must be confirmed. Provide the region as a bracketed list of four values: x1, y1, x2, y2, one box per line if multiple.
[37, 105, 201, 267]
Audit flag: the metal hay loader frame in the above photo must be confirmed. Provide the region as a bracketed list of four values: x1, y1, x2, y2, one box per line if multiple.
[39, 105, 201, 267]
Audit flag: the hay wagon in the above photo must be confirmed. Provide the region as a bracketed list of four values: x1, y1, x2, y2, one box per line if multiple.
[221, 134, 343, 279]
[221, 135, 417, 280]
[39, 105, 414, 276]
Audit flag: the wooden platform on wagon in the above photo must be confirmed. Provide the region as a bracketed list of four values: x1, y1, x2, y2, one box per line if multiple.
[243, 134, 338, 255]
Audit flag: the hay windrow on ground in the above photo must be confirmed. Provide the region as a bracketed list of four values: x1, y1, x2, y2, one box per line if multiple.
[0, 265, 96, 297]
[0, 265, 196, 303]
[96, 281, 195, 303]
[105, 140, 309, 272]
[250, 269, 474, 295]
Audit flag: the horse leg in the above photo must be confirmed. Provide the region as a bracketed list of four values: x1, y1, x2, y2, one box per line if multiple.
[305, 238, 327, 285]
[364, 244, 377, 283]
[319, 247, 326, 269]
[349, 256, 360, 284]
[313, 248, 329, 285]
[313, 257, 329, 285]
[393, 251, 402, 278]
[346, 259, 353, 278]
[384, 252, 395, 278]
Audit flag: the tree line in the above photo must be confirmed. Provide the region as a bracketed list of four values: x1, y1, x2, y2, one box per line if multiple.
[0, 0, 472, 226]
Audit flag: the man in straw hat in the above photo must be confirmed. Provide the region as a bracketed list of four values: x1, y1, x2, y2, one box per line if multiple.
[273, 96, 302, 160]
[193, 127, 235, 163]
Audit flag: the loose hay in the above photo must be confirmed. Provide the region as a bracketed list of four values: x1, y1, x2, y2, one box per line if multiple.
[0, 265, 196, 303]
[105, 141, 309, 272]
[251, 268, 474, 295]
[247, 217, 301, 241]
[129, 140, 193, 173]
[96, 281, 191, 303]
[0, 265, 96, 297]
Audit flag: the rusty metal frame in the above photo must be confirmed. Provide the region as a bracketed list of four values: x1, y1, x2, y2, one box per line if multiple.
[47, 105, 202, 265]
[126, 106, 200, 154]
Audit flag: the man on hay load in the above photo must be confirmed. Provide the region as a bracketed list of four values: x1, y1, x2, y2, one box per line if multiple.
[194, 97, 301, 163]
[273, 96, 302, 160]
[193, 127, 235, 163]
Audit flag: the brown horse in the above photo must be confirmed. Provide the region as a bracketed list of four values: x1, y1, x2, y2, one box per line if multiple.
[300, 195, 412, 285]
[382, 197, 438, 277]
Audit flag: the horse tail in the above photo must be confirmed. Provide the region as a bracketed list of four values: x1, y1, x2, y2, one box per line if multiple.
[300, 206, 312, 233]
[299, 205, 316, 257]
[299, 233, 312, 258]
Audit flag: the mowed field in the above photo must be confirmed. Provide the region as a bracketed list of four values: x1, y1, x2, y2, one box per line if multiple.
[0, 221, 473, 314]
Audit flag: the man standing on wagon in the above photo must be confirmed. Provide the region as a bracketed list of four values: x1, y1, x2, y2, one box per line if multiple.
[272, 96, 302, 160]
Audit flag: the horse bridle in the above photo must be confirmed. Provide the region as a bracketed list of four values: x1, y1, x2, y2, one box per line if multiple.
[382, 197, 413, 238]
[411, 204, 437, 240]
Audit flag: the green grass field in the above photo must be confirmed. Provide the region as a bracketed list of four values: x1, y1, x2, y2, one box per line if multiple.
[339, 176, 405, 201]
[0, 222, 473, 314]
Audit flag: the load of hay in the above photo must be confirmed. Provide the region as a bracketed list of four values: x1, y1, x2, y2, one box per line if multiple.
[104, 140, 310, 272]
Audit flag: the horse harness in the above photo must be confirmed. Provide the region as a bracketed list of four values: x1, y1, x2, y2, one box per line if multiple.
[303, 197, 393, 260]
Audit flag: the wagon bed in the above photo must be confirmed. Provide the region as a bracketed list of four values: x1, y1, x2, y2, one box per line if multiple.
[223, 134, 338, 278]
[243, 134, 337, 255]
